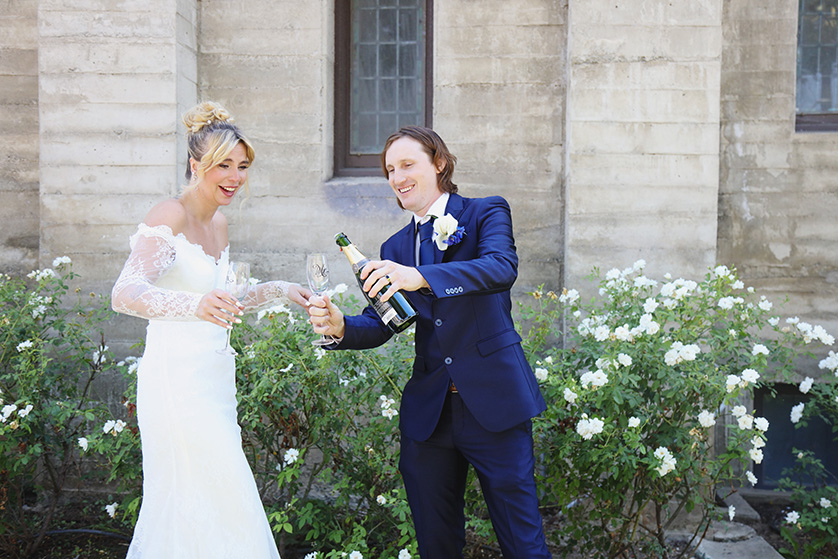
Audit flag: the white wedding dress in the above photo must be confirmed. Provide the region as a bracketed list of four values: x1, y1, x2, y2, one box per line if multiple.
[112, 223, 287, 559]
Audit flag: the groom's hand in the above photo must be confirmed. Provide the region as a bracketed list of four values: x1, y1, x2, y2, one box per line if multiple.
[308, 294, 346, 339]
[361, 260, 429, 302]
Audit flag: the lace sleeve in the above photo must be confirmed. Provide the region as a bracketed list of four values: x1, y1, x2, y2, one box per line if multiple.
[240, 280, 295, 312]
[111, 225, 202, 320]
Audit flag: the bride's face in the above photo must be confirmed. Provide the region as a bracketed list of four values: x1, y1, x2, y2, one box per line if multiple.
[194, 142, 250, 205]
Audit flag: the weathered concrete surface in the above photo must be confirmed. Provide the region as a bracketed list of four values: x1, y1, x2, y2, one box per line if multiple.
[564, 0, 723, 291]
[1, 0, 836, 377]
[697, 534, 784, 559]
[720, 0, 838, 378]
[0, 0, 39, 275]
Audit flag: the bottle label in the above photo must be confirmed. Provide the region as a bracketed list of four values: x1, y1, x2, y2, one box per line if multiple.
[372, 298, 397, 325]
[380, 307, 398, 325]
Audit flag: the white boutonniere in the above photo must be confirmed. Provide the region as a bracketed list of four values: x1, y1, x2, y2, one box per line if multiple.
[432, 214, 466, 251]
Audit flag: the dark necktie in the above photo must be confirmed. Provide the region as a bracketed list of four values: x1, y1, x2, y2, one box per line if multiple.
[418, 218, 435, 266]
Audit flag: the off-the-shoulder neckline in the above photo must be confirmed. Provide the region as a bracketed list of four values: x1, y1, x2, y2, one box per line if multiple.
[135, 223, 229, 265]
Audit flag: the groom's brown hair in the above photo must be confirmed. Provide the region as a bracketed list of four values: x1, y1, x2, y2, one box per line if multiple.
[381, 126, 458, 201]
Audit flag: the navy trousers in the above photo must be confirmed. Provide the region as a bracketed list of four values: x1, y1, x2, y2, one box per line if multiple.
[399, 392, 551, 559]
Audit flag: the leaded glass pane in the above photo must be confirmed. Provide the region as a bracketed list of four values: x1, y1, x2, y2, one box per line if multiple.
[823, 17, 838, 44]
[350, 0, 425, 155]
[358, 79, 377, 112]
[378, 113, 398, 144]
[380, 78, 397, 111]
[358, 44, 377, 78]
[399, 10, 417, 41]
[357, 113, 379, 151]
[399, 77, 417, 108]
[797, 0, 838, 113]
[359, 9, 377, 41]
[380, 44, 397, 77]
[803, 0, 821, 12]
[380, 8, 397, 42]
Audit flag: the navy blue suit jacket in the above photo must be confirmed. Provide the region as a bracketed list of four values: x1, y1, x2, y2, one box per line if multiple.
[338, 194, 546, 441]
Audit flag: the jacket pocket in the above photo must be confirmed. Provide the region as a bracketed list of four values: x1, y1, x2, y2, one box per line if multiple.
[476, 328, 523, 357]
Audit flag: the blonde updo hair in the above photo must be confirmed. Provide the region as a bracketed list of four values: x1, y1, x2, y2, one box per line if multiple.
[182, 101, 255, 190]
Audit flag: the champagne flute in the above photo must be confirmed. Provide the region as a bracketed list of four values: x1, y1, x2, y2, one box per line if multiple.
[307, 253, 335, 346]
[218, 261, 250, 356]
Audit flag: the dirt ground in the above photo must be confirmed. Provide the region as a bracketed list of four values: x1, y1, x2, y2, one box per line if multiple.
[10, 496, 804, 559]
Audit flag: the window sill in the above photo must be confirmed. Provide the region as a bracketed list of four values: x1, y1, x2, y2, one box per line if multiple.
[795, 113, 838, 133]
[322, 176, 405, 218]
[324, 176, 390, 193]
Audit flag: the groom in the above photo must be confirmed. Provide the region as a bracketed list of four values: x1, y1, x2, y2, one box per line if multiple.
[309, 126, 551, 558]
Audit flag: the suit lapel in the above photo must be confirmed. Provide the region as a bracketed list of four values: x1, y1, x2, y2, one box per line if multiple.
[436, 194, 465, 263]
[396, 220, 415, 266]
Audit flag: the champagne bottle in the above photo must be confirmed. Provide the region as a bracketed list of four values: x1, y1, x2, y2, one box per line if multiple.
[335, 232, 417, 333]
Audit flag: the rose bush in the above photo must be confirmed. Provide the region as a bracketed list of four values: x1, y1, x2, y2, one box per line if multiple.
[7, 259, 836, 559]
[0, 260, 121, 558]
[518, 262, 833, 558]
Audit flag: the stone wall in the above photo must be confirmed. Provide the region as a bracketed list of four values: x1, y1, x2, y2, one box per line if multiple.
[564, 0, 723, 289]
[2, 0, 837, 368]
[720, 0, 838, 378]
[0, 0, 39, 275]
[434, 0, 567, 290]
[196, 0, 340, 287]
[188, 0, 566, 306]
[37, 0, 199, 348]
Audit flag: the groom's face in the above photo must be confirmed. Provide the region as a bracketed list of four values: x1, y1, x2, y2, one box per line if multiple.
[384, 137, 444, 218]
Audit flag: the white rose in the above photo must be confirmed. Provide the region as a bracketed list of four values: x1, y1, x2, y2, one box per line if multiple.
[697, 410, 715, 428]
[283, 448, 300, 465]
[754, 417, 769, 432]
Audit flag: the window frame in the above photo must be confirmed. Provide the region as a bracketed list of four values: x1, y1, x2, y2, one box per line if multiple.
[334, 0, 434, 177]
[795, 113, 838, 132]
[795, 0, 838, 132]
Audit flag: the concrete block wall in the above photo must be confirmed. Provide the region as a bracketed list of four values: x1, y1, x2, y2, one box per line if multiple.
[4, 0, 836, 370]
[564, 0, 723, 290]
[196, 0, 342, 288]
[0, 1, 39, 276]
[720, 0, 838, 378]
[37, 0, 199, 349]
[434, 0, 567, 294]
[192, 0, 567, 298]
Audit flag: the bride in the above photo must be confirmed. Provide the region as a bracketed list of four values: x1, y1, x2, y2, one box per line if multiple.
[111, 101, 309, 558]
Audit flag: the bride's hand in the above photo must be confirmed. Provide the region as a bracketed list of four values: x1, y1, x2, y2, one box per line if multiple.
[287, 284, 313, 308]
[195, 288, 244, 328]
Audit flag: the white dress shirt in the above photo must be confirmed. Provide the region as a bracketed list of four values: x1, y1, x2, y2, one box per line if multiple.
[413, 192, 449, 265]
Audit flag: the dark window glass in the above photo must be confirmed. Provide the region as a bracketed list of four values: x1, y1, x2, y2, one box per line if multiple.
[753, 384, 838, 488]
